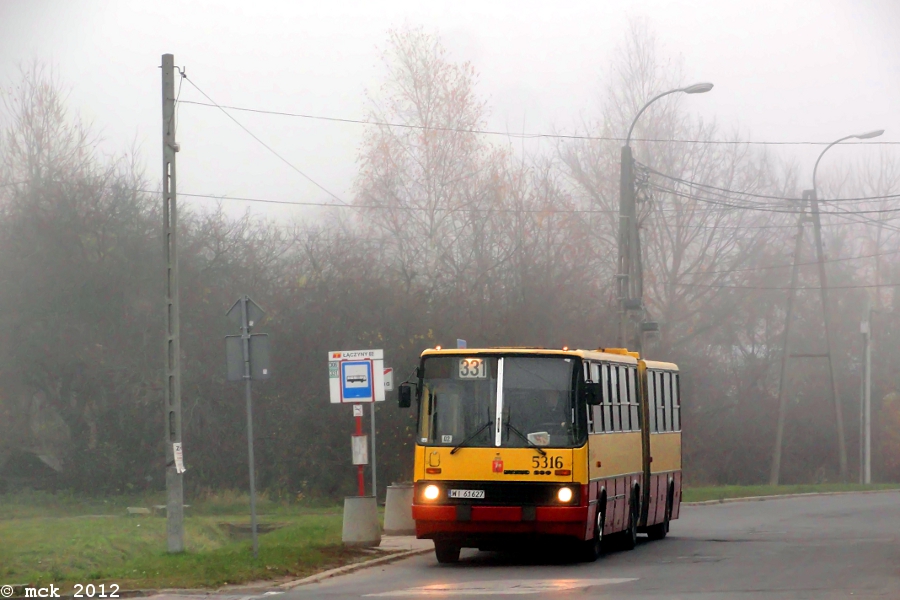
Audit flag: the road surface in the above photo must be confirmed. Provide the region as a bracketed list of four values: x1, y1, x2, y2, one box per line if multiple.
[161, 491, 900, 599]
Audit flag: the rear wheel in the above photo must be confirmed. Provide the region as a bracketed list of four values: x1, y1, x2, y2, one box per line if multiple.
[648, 486, 673, 541]
[620, 494, 638, 551]
[581, 505, 605, 562]
[434, 540, 461, 564]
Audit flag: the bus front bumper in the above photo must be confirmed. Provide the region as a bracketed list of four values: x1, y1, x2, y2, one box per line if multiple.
[412, 504, 589, 539]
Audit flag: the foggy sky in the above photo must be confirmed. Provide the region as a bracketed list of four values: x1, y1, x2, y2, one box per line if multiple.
[1, 0, 899, 221]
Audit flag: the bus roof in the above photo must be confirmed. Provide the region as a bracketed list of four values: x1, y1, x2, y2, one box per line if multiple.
[642, 359, 679, 371]
[420, 347, 639, 365]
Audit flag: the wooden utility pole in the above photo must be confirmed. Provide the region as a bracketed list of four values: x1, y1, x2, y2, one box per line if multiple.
[161, 53, 184, 553]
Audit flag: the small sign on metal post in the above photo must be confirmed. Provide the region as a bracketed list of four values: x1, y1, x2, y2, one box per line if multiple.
[173, 443, 185, 474]
[224, 295, 270, 559]
[383, 368, 394, 391]
[352, 404, 363, 417]
[351, 435, 369, 465]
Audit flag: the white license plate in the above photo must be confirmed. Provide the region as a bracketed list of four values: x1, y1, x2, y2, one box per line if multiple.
[449, 489, 485, 499]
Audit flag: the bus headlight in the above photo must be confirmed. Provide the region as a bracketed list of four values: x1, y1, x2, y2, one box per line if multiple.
[557, 487, 573, 503]
[423, 484, 440, 501]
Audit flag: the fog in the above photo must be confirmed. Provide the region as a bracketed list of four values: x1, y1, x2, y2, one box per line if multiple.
[2, 0, 900, 221]
[2, 0, 900, 511]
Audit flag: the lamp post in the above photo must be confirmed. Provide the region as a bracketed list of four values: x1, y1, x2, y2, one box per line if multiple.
[807, 128, 883, 483]
[769, 128, 884, 485]
[617, 83, 714, 352]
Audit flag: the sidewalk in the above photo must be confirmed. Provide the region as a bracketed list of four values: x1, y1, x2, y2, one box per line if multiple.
[376, 534, 433, 553]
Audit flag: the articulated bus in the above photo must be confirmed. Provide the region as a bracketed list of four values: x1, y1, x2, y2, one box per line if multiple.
[397, 346, 682, 563]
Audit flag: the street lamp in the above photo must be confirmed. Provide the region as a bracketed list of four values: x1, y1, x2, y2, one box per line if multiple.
[812, 129, 884, 193]
[804, 128, 884, 484]
[810, 129, 884, 485]
[618, 83, 714, 351]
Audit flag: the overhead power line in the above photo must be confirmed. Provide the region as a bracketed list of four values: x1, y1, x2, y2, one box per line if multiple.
[680, 247, 900, 276]
[675, 281, 900, 291]
[181, 76, 351, 207]
[643, 164, 900, 204]
[650, 184, 900, 216]
[179, 99, 900, 147]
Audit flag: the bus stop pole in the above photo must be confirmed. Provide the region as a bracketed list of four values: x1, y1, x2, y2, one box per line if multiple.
[356, 413, 365, 496]
[370, 403, 377, 501]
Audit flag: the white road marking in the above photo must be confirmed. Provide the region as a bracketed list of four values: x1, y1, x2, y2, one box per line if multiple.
[363, 578, 637, 596]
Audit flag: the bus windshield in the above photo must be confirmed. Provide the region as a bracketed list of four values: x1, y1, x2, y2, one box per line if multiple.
[418, 355, 581, 449]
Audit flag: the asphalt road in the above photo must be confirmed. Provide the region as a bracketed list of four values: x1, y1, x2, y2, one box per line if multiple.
[284, 491, 900, 599]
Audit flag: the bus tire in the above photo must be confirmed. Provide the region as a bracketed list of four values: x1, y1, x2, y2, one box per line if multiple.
[647, 484, 673, 541]
[581, 504, 605, 562]
[620, 494, 638, 551]
[434, 540, 461, 564]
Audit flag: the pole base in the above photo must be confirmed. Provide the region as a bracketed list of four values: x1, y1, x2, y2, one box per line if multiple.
[383, 484, 415, 536]
[342, 496, 381, 547]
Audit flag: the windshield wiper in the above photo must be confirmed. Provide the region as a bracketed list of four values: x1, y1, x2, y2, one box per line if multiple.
[450, 420, 493, 454]
[506, 422, 547, 456]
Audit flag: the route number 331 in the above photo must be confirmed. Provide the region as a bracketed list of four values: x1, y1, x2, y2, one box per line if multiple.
[458, 358, 487, 379]
[532, 455, 564, 469]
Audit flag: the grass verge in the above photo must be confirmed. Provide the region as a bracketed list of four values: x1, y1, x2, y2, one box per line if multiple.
[0, 491, 377, 592]
[682, 482, 900, 503]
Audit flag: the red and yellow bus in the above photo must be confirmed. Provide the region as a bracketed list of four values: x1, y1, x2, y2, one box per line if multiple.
[398, 347, 682, 563]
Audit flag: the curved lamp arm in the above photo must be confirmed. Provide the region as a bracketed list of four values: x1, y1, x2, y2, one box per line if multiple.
[812, 130, 885, 193]
[625, 89, 683, 146]
[625, 82, 714, 146]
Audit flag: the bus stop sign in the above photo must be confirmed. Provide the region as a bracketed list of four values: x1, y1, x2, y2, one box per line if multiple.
[328, 349, 385, 403]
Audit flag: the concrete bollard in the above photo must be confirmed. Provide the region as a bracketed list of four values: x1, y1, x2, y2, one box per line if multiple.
[383, 483, 415, 536]
[342, 496, 381, 547]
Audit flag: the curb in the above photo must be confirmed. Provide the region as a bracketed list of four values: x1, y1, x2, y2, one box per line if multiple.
[278, 547, 433, 589]
[682, 488, 900, 506]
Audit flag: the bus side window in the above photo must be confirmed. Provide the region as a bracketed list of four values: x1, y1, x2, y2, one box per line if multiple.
[603, 364, 615, 433]
[673, 373, 681, 432]
[598, 363, 610, 433]
[585, 362, 595, 434]
[629, 367, 640, 430]
[610, 366, 621, 432]
[590, 363, 602, 434]
[646, 372, 656, 433]
[660, 372, 671, 432]
[622, 365, 631, 431]
[618, 365, 628, 432]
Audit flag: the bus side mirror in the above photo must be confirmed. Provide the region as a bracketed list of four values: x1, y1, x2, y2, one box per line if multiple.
[398, 383, 413, 408]
[584, 382, 602, 406]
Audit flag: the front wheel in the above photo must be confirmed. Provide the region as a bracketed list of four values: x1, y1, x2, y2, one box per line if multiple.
[580, 506, 605, 562]
[434, 540, 461, 564]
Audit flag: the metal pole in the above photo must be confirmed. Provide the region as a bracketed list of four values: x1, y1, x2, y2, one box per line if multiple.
[618, 145, 634, 349]
[859, 305, 866, 485]
[770, 205, 806, 486]
[161, 53, 184, 553]
[240, 296, 259, 558]
[370, 402, 377, 501]
[809, 190, 849, 481]
[864, 303, 872, 484]
[356, 414, 365, 496]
